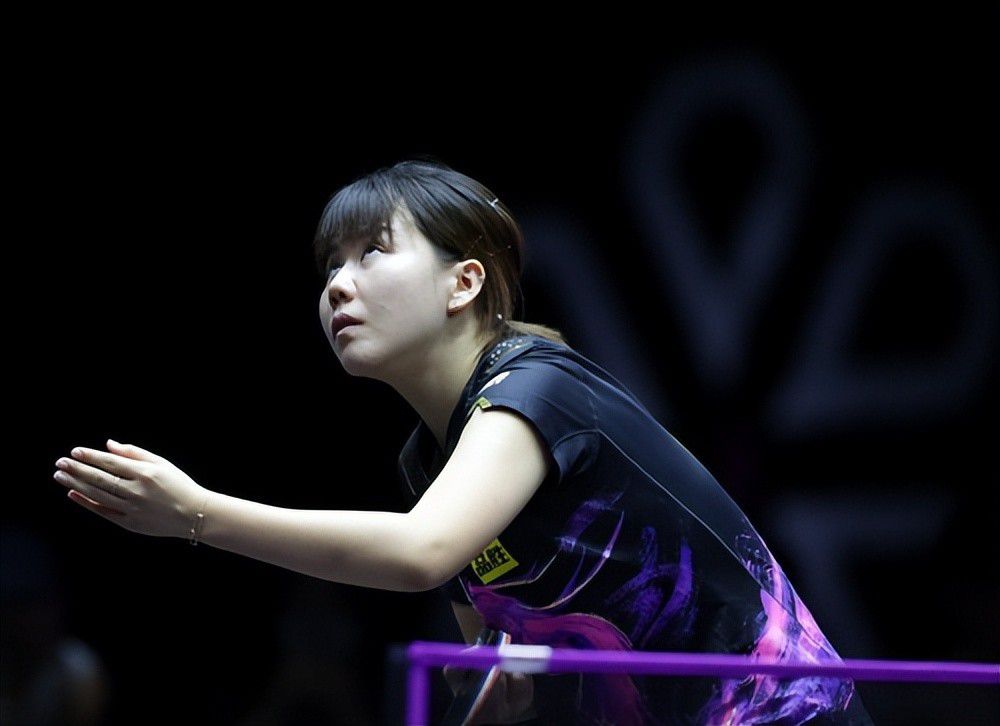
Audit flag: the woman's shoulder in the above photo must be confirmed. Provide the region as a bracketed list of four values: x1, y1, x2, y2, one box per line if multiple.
[477, 335, 599, 397]
[491, 333, 595, 370]
[506, 336, 643, 407]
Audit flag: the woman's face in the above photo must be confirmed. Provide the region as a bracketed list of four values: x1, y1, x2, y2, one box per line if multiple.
[318, 206, 466, 378]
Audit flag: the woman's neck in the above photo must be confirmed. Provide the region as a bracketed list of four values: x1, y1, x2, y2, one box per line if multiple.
[392, 331, 491, 455]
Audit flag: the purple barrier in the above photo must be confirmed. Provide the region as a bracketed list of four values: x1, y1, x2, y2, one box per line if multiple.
[404, 640, 1000, 726]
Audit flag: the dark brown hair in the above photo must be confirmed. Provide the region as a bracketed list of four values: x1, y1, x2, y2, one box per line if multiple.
[313, 157, 569, 359]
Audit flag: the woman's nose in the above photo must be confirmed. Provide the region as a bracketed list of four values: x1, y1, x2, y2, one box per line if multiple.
[326, 266, 354, 305]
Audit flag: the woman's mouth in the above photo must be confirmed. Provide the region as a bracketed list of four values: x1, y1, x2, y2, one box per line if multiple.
[331, 313, 363, 336]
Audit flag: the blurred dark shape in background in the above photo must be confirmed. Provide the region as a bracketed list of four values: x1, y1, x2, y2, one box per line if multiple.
[1, 525, 111, 725]
[236, 578, 372, 725]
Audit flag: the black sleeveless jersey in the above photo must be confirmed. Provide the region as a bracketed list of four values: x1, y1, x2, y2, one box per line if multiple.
[398, 333, 874, 726]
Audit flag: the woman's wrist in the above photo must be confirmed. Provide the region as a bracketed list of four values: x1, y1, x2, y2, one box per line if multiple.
[186, 489, 212, 544]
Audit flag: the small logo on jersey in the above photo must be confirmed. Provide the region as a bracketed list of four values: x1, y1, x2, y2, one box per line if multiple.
[468, 395, 493, 418]
[477, 371, 512, 396]
[471, 538, 519, 584]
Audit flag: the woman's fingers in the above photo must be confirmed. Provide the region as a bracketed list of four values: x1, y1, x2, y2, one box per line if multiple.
[68, 447, 145, 480]
[54, 468, 130, 511]
[56, 456, 135, 502]
[107, 439, 166, 463]
[67, 489, 126, 518]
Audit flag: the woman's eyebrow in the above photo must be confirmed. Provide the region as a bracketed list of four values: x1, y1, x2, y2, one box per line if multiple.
[328, 232, 389, 267]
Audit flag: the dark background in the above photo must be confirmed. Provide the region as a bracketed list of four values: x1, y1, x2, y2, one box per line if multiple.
[5, 8, 997, 726]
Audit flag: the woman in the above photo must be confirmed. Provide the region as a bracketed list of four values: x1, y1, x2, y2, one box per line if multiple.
[53, 159, 874, 725]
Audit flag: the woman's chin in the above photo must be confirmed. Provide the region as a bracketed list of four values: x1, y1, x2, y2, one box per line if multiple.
[335, 348, 379, 378]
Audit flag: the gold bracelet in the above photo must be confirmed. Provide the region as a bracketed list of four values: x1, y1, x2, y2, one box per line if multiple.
[189, 493, 209, 546]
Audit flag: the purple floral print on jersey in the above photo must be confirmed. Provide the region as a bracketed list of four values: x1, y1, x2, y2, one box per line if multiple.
[696, 534, 856, 725]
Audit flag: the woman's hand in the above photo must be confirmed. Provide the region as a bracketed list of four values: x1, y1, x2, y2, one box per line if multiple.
[53, 439, 210, 539]
[443, 661, 535, 724]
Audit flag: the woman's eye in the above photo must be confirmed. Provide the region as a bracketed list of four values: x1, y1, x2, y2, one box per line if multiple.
[326, 243, 381, 280]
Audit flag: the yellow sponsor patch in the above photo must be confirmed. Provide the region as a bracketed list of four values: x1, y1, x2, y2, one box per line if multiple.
[468, 395, 493, 417]
[471, 538, 519, 584]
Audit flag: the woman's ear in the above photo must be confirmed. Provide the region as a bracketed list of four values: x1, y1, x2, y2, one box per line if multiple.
[446, 260, 485, 316]
[448, 291, 478, 316]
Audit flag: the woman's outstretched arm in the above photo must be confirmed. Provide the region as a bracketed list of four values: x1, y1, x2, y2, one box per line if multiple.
[53, 440, 432, 592]
[55, 402, 552, 594]
[199, 493, 428, 591]
[180, 403, 552, 596]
